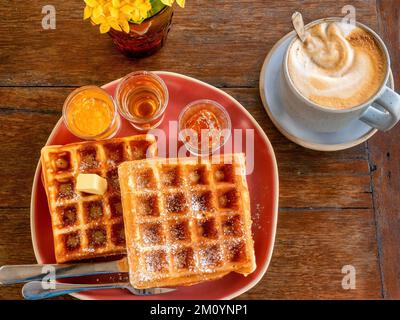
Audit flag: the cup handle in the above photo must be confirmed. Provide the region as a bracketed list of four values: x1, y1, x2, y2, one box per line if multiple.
[360, 87, 400, 131]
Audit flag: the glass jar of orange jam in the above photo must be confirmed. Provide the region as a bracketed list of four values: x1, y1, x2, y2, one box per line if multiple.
[178, 99, 231, 155]
[63, 86, 120, 140]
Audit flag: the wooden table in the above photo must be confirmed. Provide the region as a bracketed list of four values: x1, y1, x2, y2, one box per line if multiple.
[0, 0, 399, 300]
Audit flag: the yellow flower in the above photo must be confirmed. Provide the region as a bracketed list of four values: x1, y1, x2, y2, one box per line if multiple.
[176, 0, 185, 7]
[160, 0, 185, 8]
[83, 0, 185, 34]
[83, 5, 92, 19]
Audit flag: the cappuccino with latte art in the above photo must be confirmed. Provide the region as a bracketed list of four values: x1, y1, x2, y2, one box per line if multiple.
[287, 21, 387, 110]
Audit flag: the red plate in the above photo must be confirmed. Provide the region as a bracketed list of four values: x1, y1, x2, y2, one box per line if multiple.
[30, 71, 279, 300]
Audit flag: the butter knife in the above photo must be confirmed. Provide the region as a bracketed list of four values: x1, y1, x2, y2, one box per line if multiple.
[0, 257, 129, 285]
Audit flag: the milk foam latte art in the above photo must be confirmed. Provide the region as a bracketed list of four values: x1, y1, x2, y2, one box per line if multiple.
[288, 21, 387, 109]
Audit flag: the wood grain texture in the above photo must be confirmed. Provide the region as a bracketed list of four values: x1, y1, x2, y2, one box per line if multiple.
[368, 0, 400, 299]
[0, 208, 71, 300]
[0, 0, 397, 300]
[377, 0, 400, 88]
[0, 88, 371, 209]
[239, 210, 382, 299]
[0, 112, 58, 207]
[0, 209, 381, 300]
[0, 0, 379, 87]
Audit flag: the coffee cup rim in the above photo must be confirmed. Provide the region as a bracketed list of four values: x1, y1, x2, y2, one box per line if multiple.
[284, 16, 391, 114]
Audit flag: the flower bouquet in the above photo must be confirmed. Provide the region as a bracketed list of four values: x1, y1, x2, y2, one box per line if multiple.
[84, 0, 185, 57]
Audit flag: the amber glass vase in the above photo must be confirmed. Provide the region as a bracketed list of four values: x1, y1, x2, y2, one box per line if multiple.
[108, 6, 173, 58]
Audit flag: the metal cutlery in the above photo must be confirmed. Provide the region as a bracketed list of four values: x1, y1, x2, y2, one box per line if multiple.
[22, 281, 175, 300]
[291, 11, 307, 42]
[0, 258, 129, 285]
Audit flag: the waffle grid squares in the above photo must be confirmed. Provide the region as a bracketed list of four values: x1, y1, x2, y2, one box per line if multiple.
[41, 135, 157, 263]
[119, 153, 256, 289]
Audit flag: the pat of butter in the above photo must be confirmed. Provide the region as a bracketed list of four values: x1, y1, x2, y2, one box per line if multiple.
[76, 174, 108, 195]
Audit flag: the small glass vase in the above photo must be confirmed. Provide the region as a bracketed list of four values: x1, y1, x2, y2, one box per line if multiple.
[108, 6, 174, 58]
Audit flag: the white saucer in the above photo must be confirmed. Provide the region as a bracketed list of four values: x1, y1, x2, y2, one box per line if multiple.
[259, 31, 394, 151]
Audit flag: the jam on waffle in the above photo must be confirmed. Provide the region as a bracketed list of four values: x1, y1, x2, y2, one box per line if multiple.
[118, 153, 256, 289]
[41, 134, 157, 263]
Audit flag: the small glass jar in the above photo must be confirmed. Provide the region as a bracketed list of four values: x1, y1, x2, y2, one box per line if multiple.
[108, 6, 174, 58]
[63, 86, 120, 140]
[179, 99, 232, 156]
[116, 71, 169, 131]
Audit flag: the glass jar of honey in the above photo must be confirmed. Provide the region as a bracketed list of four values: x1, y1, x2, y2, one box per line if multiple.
[63, 86, 121, 140]
[116, 71, 169, 131]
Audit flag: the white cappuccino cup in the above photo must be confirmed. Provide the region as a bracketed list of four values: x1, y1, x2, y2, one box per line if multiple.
[281, 17, 400, 133]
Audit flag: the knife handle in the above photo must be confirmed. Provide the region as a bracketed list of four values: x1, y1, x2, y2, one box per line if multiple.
[0, 259, 124, 285]
[22, 281, 129, 300]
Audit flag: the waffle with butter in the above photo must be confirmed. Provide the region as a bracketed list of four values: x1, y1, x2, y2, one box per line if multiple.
[40, 134, 157, 263]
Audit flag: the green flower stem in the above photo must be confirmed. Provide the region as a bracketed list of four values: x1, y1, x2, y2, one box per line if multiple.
[129, 0, 166, 24]
[149, 0, 167, 17]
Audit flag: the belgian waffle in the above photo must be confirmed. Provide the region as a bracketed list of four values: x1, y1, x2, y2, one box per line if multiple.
[40, 134, 157, 263]
[118, 153, 256, 289]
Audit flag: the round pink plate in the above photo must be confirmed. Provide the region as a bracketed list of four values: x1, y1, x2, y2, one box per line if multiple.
[30, 71, 279, 300]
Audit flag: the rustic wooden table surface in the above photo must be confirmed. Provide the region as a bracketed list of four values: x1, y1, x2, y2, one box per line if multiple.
[0, 0, 399, 300]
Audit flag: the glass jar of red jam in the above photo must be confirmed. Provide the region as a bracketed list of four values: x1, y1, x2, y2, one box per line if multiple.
[178, 99, 231, 156]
